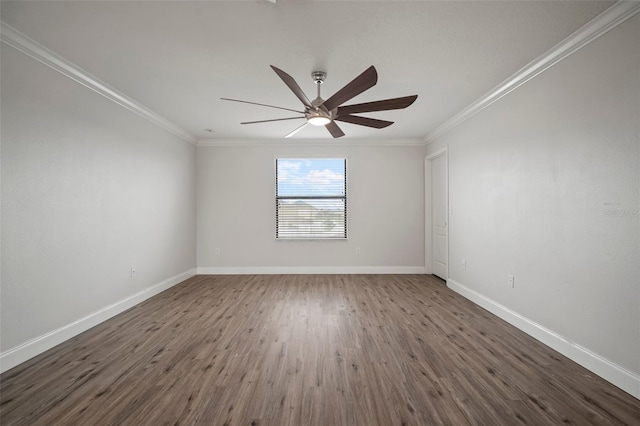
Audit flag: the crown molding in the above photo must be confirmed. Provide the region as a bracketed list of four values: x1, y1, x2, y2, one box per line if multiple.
[425, 1, 640, 144]
[197, 138, 428, 147]
[1, 21, 197, 145]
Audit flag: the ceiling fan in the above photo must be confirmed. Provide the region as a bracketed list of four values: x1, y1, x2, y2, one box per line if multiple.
[221, 65, 418, 138]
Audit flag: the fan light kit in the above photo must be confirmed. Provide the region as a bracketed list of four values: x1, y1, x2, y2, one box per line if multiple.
[307, 115, 331, 126]
[222, 65, 417, 138]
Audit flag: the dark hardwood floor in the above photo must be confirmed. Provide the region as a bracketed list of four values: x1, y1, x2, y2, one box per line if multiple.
[1, 274, 638, 425]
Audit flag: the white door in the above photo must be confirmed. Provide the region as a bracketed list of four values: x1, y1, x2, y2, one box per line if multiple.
[431, 153, 447, 279]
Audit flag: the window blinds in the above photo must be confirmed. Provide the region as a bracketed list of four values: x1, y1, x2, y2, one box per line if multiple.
[276, 158, 347, 239]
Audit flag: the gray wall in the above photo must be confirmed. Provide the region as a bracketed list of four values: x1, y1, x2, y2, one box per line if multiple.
[1, 47, 197, 357]
[197, 143, 427, 273]
[426, 15, 639, 385]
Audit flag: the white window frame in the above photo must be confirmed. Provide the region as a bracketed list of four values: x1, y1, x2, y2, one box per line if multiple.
[275, 158, 348, 240]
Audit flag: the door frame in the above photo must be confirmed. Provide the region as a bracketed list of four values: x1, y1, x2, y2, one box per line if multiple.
[425, 148, 448, 279]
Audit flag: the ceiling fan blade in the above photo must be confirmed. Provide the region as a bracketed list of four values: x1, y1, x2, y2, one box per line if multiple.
[325, 121, 345, 138]
[221, 98, 304, 114]
[285, 122, 308, 138]
[241, 117, 304, 125]
[334, 114, 393, 129]
[337, 95, 418, 115]
[270, 66, 312, 108]
[322, 66, 378, 112]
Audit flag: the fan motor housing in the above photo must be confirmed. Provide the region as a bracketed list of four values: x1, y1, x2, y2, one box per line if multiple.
[311, 71, 326, 84]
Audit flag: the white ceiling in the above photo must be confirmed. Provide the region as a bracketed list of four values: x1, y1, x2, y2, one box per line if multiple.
[1, 1, 614, 141]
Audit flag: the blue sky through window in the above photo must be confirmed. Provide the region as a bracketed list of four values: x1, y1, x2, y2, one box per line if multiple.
[276, 159, 345, 197]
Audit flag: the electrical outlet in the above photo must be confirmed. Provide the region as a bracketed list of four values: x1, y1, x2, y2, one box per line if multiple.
[508, 275, 514, 288]
[462, 259, 467, 270]
[215, 247, 221, 255]
[130, 266, 136, 278]
[355, 247, 361, 255]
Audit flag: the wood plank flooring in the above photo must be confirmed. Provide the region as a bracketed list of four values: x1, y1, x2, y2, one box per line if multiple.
[1, 274, 638, 425]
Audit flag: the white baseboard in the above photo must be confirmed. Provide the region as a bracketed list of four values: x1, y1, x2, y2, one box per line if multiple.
[0, 268, 197, 374]
[197, 266, 426, 275]
[447, 279, 640, 399]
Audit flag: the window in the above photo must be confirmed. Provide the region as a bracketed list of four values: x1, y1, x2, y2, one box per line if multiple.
[276, 158, 347, 239]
